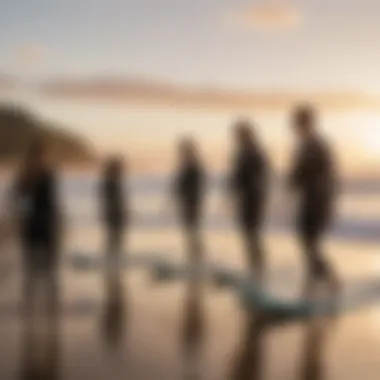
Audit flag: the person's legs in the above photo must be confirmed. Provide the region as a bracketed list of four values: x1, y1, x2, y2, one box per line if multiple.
[182, 205, 204, 267]
[242, 226, 265, 284]
[185, 224, 204, 268]
[41, 235, 60, 318]
[299, 197, 341, 297]
[238, 200, 266, 284]
[45, 266, 59, 318]
[29, 236, 61, 379]
[300, 228, 340, 297]
[21, 240, 39, 317]
[300, 230, 324, 297]
[106, 226, 124, 262]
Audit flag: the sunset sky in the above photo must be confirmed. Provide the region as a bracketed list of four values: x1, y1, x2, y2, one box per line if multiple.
[1, 0, 380, 92]
[1, 0, 380, 171]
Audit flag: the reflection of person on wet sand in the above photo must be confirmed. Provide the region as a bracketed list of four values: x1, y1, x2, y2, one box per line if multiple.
[101, 266, 127, 350]
[11, 139, 61, 317]
[181, 276, 205, 380]
[172, 138, 205, 266]
[229, 314, 268, 380]
[288, 106, 341, 298]
[100, 156, 128, 266]
[19, 296, 60, 380]
[228, 121, 269, 284]
[298, 317, 336, 380]
[229, 314, 337, 380]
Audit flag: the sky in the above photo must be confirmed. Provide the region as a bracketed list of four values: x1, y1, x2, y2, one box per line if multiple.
[1, 0, 380, 92]
[1, 0, 380, 171]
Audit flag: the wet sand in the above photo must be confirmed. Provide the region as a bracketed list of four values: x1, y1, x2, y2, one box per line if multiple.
[1, 228, 380, 380]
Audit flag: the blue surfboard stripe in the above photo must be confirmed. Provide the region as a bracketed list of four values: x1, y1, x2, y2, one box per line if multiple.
[68, 252, 380, 319]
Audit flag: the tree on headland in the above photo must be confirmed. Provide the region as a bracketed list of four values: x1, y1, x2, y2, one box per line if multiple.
[0, 103, 96, 167]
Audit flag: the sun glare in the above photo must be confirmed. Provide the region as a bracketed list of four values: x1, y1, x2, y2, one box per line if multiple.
[361, 119, 380, 160]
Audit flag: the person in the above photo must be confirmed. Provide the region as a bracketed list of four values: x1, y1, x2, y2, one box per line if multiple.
[100, 156, 127, 264]
[288, 105, 340, 297]
[12, 138, 61, 316]
[228, 120, 269, 283]
[172, 138, 205, 265]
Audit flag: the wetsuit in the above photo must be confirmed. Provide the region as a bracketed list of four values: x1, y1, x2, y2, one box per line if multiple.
[230, 148, 268, 231]
[289, 135, 337, 279]
[101, 178, 127, 256]
[174, 162, 205, 264]
[174, 163, 205, 229]
[14, 168, 60, 315]
[230, 147, 268, 277]
[15, 168, 60, 272]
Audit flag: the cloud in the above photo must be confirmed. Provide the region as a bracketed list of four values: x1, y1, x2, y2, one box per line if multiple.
[225, 1, 303, 31]
[15, 44, 46, 66]
[38, 77, 380, 111]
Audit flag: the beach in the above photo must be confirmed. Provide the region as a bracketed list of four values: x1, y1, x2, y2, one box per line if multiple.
[0, 173, 379, 379]
[1, 1, 380, 377]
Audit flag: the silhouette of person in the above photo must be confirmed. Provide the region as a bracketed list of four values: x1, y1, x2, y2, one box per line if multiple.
[229, 313, 269, 380]
[173, 138, 205, 266]
[288, 106, 340, 297]
[100, 156, 127, 265]
[11, 139, 61, 317]
[228, 120, 269, 283]
[181, 275, 205, 380]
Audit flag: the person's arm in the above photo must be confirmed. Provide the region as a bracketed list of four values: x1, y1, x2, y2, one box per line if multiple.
[288, 147, 303, 190]
[47, 171, 65, 244]
[197, 166, 206, 199]
[99, 179, 110, 224]
[253, 152, 269, 192]
[227, 153, 240, 197]
[221, 158, 238, 218]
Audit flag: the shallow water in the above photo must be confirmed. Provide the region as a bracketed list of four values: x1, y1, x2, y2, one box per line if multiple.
[1, 260, 380, 380]
[0, 174, 380, 379]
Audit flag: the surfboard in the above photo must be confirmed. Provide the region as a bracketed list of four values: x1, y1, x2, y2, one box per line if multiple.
[68, 252, 380, 319]
[69, 251, 244, 288]
[149, 259, 380, 319]
[69, 251, 173, 271]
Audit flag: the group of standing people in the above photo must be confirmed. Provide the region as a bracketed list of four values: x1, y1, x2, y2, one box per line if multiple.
[10, 104, 340, 315]
[170, 104, 340, 296]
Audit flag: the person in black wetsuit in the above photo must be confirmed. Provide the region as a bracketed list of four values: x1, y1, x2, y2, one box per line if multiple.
[289, 105, 340, 296]
[100, 156, 127, 263]
[173, 138, 205, 265]
[229, 120, 269, 283]
[12, 139, 61, 315]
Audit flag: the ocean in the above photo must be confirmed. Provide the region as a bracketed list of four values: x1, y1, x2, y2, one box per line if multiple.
[0, 102, 380, 378]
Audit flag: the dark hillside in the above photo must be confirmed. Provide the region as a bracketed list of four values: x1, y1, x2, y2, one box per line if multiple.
[0, 104, 96, 165]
